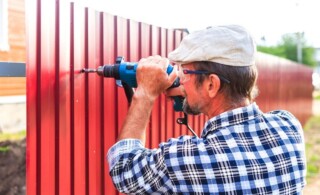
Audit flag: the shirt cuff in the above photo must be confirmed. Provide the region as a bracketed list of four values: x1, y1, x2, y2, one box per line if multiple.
[107, 139, 144, 171]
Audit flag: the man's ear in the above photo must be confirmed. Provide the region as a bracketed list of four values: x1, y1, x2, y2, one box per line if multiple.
[207, 74, 221, 98]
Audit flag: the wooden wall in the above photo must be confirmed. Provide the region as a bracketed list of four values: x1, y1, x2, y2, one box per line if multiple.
[0, 0, 26, 96]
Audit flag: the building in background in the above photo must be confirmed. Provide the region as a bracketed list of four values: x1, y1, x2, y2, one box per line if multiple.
[0, 0, 26, 133]
[0, 0, 26, 96]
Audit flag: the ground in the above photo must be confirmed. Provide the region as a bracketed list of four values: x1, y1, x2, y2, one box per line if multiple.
[0, 139, 25, 195]
[303, 97, 320, 194]
[0, 98, 319, 194]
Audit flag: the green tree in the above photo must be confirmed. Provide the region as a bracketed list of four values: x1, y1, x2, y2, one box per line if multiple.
[257, 33, 317, 67]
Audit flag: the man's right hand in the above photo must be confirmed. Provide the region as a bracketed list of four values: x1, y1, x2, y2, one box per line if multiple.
[135, 55, 177, 102]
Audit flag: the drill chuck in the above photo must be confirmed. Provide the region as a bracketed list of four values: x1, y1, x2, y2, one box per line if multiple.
[97, 65, 120, 79]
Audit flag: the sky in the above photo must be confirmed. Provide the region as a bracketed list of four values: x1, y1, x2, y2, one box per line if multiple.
[75, 0, 320, 47]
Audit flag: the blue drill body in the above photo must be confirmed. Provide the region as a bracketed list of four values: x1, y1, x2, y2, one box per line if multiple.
[116, 61, 175, 88]
[94, 57, 183, 111]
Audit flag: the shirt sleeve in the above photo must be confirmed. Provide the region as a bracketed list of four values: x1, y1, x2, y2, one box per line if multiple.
[107, 139, 174, 194]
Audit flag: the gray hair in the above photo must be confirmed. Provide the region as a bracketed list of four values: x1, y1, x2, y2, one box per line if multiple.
[193, 61, 259, 104]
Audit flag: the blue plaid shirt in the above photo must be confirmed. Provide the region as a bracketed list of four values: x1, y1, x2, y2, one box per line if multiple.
[107, 103, 306, 194]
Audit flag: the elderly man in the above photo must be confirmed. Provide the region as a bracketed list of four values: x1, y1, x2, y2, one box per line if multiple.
[107, 25, 306, 194]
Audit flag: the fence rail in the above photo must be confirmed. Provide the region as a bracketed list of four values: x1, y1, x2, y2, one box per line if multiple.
[0, 62, 26, 77]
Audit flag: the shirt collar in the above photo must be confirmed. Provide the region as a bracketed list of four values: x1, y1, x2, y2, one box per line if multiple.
[201, 102, 262, 138]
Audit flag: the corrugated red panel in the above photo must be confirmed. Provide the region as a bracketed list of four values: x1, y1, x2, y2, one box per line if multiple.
[255, 52, 313, 125]
[26, 1, 313, 195]
[26, 1, 194, 195]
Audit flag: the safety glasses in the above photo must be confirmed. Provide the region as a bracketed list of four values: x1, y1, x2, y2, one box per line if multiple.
[177, 64, 231, 84]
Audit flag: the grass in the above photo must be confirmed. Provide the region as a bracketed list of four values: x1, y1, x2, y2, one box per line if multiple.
[0, 146, 10, 152]
[0, 130, 26, 142]
[0, 130, 26, 153]
[304, 115, 320, 132]
[313, 90, 320, 100]
[306, 143, 320, 178]
[304, 115, 320, 182]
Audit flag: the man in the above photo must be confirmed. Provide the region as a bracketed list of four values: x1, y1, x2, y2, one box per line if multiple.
[107, 25, 306, 194]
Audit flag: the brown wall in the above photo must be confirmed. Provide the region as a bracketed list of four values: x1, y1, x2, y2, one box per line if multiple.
[0, 0, 26, 96]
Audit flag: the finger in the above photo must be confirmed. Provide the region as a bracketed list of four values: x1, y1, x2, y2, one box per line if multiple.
[159, 58, 169, 71]
[138, 57, 147, 64]
[152, 55, 162, 60]
[165, 86, 184, 97]
[145, 55, 161, 62]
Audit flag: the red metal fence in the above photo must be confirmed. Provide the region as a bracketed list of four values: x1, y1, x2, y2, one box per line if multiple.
[26, 1, 313, 195]
[255, 52, 313, 125]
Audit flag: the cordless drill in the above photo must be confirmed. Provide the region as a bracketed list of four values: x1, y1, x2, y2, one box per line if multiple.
[81, 56, 184, 112]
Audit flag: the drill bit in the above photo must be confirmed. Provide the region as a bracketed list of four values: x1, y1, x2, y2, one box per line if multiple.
[81, 68, 97, 73]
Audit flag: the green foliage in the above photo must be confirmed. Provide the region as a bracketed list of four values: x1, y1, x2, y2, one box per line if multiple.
[257, 33, 317, 67]
[303, 47, 317, 67]
[257, 45, 286, 58]
[0, 146, 10, 152]
[279, 34, 298, 62]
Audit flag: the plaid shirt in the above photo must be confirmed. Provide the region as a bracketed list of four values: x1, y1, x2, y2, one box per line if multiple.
[107, 103, 306, 194]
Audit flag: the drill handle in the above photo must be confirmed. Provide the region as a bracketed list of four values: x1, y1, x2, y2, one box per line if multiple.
[172, 96, 184, 112]
[122, 82, 134, 105]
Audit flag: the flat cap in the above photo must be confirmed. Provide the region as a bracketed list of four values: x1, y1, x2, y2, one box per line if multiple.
[168, 25, 256, 66]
